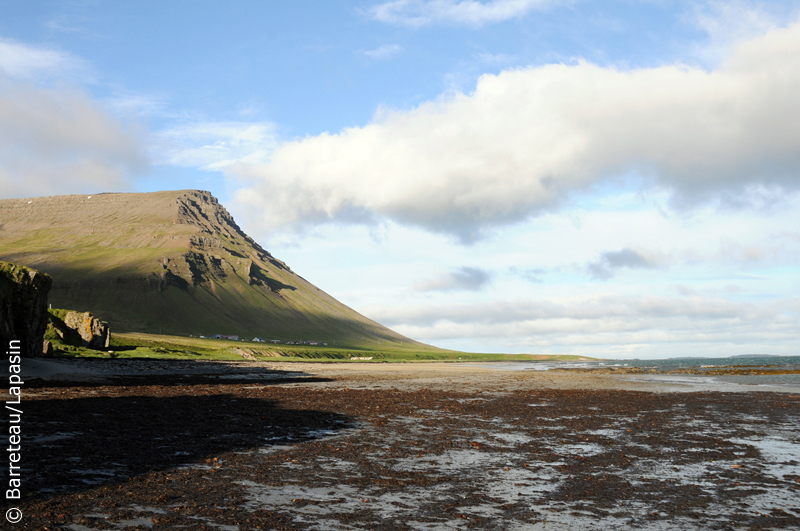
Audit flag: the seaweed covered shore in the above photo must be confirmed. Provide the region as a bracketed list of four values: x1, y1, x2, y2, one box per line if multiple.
[5, 363, 799, 530]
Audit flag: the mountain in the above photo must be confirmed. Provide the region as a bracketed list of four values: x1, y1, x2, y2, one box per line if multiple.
[0, 190, 426, 349]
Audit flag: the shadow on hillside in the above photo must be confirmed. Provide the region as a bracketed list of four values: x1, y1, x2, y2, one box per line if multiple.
[39, 266, 419, 349]
[22, 393, 353, 500]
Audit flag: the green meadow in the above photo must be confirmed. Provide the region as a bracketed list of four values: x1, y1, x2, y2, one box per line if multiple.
[48, 331, 590, 363]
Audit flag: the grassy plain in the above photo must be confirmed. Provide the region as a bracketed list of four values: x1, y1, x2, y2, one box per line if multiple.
[48, 331, 591, 363]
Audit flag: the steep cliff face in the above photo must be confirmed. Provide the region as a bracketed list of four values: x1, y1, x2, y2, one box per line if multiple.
[0, 261, 52, 357]
[0, 191, 423, 349]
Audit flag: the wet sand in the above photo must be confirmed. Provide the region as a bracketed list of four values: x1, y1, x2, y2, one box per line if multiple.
[5, 360, 800, 530]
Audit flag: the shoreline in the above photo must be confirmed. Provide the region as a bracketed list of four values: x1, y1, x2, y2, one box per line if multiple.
[14, 357, 800, 394]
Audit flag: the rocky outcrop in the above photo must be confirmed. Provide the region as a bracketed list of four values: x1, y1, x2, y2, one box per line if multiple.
[232, 348, 258, 360]
[50, 310, 110, 350]
[0, 261, 52, 358]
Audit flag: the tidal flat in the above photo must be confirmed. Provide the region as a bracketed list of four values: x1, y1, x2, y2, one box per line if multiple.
[6, 360, 800, 530]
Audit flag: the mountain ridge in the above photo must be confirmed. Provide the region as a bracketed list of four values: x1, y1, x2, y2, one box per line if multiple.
[0, 190, 429, 349]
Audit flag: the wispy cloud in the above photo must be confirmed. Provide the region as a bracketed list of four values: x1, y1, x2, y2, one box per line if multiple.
[688, 0, 788, 63]
[588, 248, 661, 280]
[510, 266, 545, 283]
[44, 17, 93, 36]
[475, 51, 516, 65]
[154, 121, 278, 171]
[362, 44, 403, 59]
[105, 92, 168, 118]
[232, 21, 800, 241]
[367, 0, 559, 27]
[415, 266, 492, 291]
[0, 37, 91, 81]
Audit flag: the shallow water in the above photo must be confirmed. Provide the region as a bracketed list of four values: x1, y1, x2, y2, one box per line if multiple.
[467, 355, 800, 388]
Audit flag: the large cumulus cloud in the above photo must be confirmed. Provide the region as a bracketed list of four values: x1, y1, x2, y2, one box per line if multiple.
[232, 21, 800, 241]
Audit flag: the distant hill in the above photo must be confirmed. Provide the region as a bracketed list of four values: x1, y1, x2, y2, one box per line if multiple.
[0, 190, 431, 349]
[729, 354, 784, 358]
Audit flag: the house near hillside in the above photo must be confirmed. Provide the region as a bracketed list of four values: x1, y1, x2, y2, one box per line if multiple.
[211, 334, 239, 341]
[253, 337, 264, 342]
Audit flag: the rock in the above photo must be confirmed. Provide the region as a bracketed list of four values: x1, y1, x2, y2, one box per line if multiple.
[42, 340, 54, 357]
[232, 348, 257, 360]
[0, 261, 52, 358]
[63, 311, 110, 349]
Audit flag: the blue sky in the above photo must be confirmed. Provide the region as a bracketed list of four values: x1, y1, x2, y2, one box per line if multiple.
[1, 0, 799, 357]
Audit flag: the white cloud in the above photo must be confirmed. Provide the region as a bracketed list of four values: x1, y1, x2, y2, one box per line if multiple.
[155, 121, 278, 171]
[44, 17, 92, 36]
[0, 37, 146, 198]
[367, 0, 558, 27]
[231, 21, 800, 241]
[475, 51, 516, 65]
[253, 193, 800, 357]
[587, 248, 662, 280]
[510, 266, 546, 283]
[689, 0, 789, 63]
[105, 92, 168, 118]
[0, 37, 90, 81]
[362, 44, 403, 59]
[415, 266, 492, 291]
[368, 294, 800, 356]
[0, 76, 146, 198]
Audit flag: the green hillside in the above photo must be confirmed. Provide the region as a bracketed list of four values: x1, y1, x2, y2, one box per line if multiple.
[0, 190, 437, 351]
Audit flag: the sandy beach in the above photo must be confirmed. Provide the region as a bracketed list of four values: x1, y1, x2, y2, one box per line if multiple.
[17, 358, 800, 393]
[4, 359, 800, 530]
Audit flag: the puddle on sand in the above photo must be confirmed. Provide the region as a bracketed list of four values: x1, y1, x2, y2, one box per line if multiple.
[552, 443, 606, 456]
[30, 431, 84, 443]
[237, 481, 365, 515]
[65, 517, 155, 530]
[189, 515, 240, 530]
[728, 433, 800, 479]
